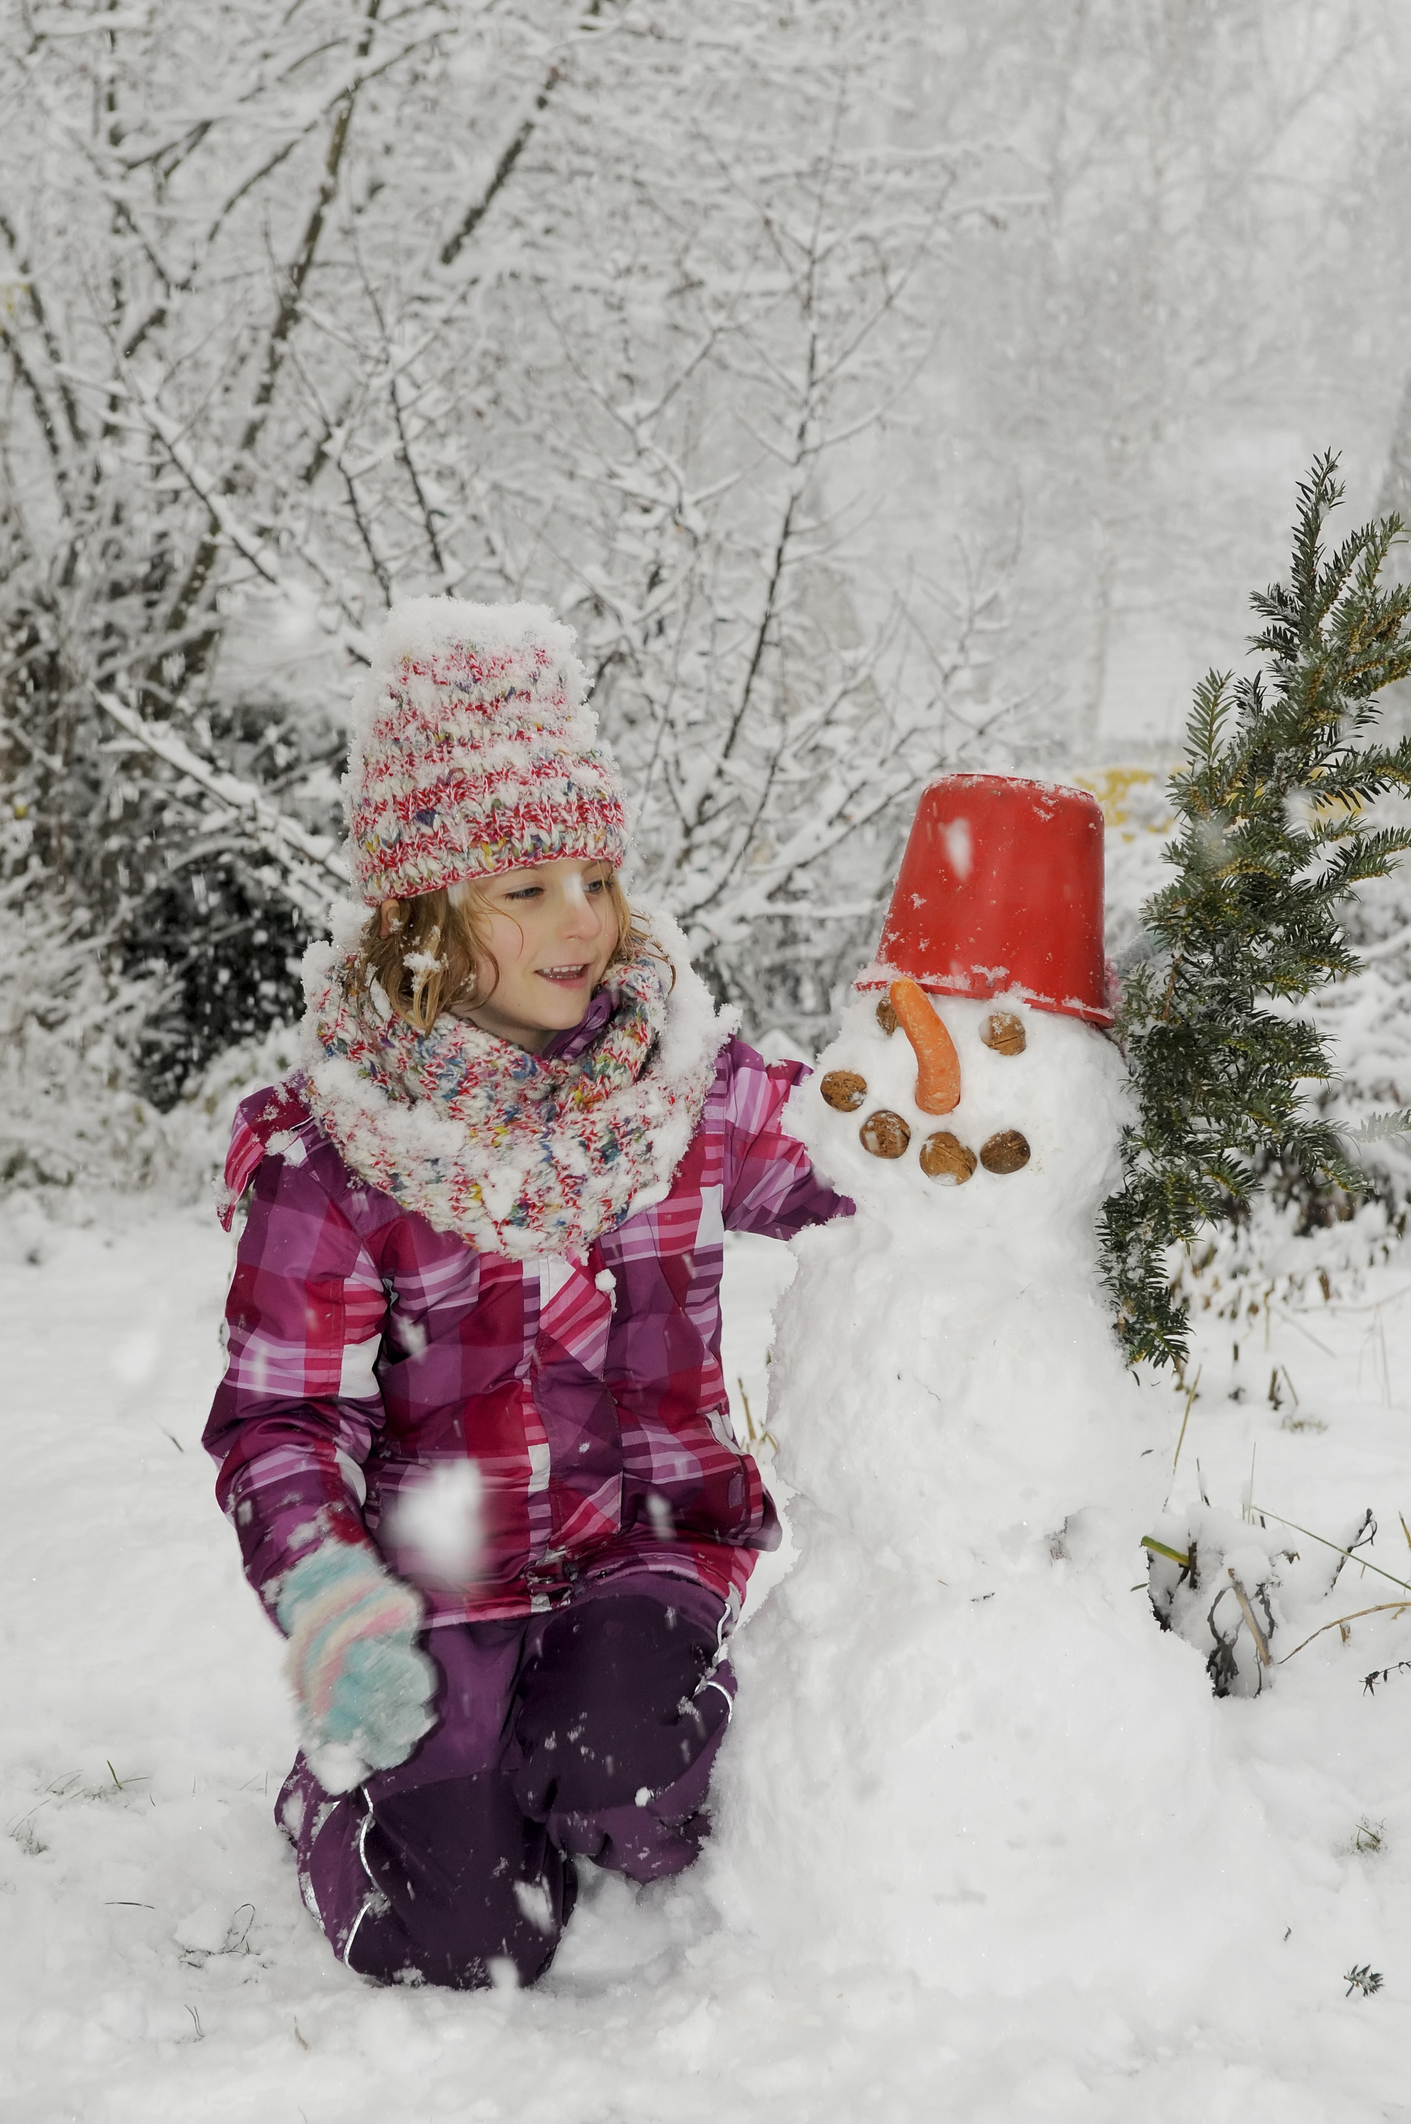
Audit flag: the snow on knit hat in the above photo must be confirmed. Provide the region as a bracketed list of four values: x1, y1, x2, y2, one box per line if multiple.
[346, 597, 628, 904]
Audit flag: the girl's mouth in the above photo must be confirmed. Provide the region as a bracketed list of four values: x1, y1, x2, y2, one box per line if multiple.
[536, 964, 592, 987]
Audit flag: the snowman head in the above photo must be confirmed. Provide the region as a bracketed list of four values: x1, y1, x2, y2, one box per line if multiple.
[797, 980, 1128, 1234]
[803, 773, 1125, 1239]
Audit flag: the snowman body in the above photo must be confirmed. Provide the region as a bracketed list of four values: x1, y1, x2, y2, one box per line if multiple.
[706, 987, 1271, 2000]
[773, 990, 1140, 1580]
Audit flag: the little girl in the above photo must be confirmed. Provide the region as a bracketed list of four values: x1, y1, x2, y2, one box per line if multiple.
[204, 600, 850, 1989]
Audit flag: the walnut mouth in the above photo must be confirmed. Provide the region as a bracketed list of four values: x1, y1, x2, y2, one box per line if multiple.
[979, 1128, 1030, 1174]
[919, 1131, 977, 1184]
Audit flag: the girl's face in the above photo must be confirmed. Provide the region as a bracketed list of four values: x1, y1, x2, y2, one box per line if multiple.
[458, 856, 619, 1053]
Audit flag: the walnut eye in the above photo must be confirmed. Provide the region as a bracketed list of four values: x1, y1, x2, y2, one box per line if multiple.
[920, 1131, 977, 1184]
[980, 1129, 1030, 1174]
[876, 997, 898, 1036]
[821, 1069, 867, 1112]
[980, 1011, 1026, 1056]
[859, 1110, 911, 1159]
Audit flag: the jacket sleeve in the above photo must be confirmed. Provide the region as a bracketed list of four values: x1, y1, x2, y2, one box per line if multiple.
[203, 1138, 389, 1621]
[717, 1038, 855, 1239]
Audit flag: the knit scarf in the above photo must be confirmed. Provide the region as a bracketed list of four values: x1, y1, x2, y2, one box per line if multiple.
[299, 913, 733, 1259]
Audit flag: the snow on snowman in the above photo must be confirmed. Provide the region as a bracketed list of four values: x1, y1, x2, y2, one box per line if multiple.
[706, 774, 1295, 1998]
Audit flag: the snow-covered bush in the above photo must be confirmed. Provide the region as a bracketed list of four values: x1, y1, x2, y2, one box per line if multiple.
[0, 876, 162, 1196]
[0, 832, 302, 1214]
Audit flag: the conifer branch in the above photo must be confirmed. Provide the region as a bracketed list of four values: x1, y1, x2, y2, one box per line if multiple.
[1101, 454, 1411, 1367]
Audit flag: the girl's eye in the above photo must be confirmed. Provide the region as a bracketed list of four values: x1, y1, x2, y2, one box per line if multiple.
[586, 878, 607, 894]
[504, 886, 542, 902]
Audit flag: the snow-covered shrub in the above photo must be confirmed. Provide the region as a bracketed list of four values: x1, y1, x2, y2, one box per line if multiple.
[1146, 1507, 1293, 1697]
[0, 863, 162, 1196]
[1145, 1500, 1382, 1699]
[0, 838, 301, 1213]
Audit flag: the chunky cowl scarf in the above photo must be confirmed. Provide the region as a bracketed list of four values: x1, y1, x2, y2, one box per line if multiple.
[298, 909, 733, 1259]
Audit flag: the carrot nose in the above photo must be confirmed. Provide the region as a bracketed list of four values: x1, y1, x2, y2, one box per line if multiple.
[890, 978, 961, 1115]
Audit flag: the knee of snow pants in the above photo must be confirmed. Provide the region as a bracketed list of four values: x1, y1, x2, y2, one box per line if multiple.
[348, 1773, 578, 1989]
[508, 1592, 734, 1884]
[275, 1581, 733, 1990]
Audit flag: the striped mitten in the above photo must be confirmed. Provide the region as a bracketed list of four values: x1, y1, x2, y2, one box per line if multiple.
[277, 1542, 438, 1795]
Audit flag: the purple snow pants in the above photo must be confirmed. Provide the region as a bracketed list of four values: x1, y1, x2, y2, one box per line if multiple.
[276, 1574, 735, 1990]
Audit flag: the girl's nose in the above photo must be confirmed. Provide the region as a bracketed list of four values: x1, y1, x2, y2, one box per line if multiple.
[560, 878, 603, 936]
[889, 979, 961, 1115]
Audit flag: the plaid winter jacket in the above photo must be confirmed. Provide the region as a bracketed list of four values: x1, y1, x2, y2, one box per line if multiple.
[204, 1035, 850, 1629]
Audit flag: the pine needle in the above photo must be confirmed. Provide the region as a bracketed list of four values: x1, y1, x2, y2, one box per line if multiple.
[1339, 1109, 1411, 1145]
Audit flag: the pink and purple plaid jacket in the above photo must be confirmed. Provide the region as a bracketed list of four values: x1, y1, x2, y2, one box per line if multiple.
[204, 1032, 850, 1629]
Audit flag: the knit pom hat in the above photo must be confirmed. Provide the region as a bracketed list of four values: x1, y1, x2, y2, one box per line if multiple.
[346, 597, 628, 904]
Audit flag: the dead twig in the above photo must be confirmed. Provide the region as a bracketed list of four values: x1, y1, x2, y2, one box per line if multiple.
[1363, 1659, 1411, 1696]
[1226, 1569, 1273, 1664]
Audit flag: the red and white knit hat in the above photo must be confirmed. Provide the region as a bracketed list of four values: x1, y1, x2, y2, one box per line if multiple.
[346, 597, 628, 904]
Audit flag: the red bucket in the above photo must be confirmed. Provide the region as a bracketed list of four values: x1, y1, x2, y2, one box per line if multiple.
[858, 774, 1111, 1026]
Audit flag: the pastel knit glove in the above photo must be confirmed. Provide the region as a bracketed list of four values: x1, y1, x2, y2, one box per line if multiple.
[277, 1542, 438, 1795]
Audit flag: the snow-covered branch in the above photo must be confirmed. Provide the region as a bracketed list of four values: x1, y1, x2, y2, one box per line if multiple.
[93, 691, 349, 903]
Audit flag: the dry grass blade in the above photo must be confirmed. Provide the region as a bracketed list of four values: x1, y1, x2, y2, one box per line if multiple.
[1171, 1368, 1201, 1475]
[1277, 1601, 1411, 1664]
[1249, 1504, 1411, 1597]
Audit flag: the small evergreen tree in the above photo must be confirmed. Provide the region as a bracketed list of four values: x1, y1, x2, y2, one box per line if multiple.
[1101, 455, 1411, 1367]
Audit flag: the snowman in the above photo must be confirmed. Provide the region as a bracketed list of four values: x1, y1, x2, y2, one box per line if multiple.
[706, 776, 1290, 2014]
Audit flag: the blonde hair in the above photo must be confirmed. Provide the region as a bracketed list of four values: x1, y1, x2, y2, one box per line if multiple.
[351, 871, 646, 1034]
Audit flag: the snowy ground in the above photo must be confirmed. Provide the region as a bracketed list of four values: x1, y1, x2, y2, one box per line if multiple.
[5, 1198, 1411, 2121]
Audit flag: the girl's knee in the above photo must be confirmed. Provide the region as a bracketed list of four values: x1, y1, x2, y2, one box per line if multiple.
[284, 1764, 575, 1991]
[510, 1593, 734, 1874]
[355, 1774, 575, 1989]
[345, 1858, 576, 1992]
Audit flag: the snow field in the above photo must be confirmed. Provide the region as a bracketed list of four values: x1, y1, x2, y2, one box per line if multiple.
[3, 1195, 1411, 2119]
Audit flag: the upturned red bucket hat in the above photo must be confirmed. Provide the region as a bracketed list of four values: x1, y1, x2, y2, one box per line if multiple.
[857, 773, 1111, 1027]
